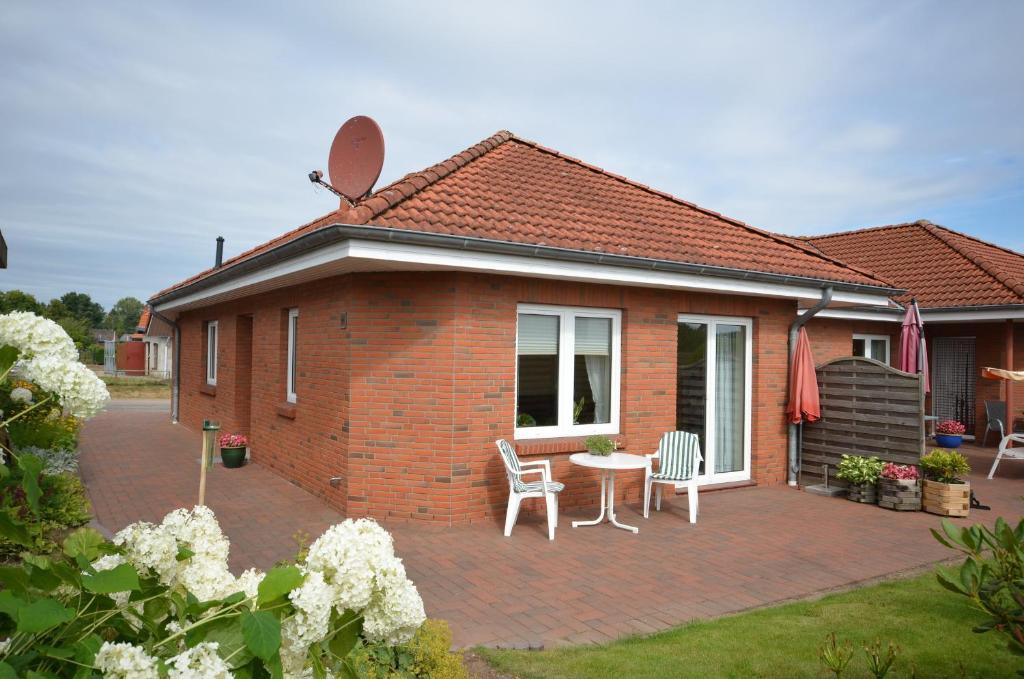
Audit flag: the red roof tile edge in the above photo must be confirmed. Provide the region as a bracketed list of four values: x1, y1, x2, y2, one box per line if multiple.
[808, 219, 1024, 303]
[153, 130, 894, 301]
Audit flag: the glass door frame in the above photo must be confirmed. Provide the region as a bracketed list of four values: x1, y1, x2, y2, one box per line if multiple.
[677, 314, 753, 485]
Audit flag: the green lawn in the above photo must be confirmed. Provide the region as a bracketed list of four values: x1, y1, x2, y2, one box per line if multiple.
[479, 572, 1017, 678]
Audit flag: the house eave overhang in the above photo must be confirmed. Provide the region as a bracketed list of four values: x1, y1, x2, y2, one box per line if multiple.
[919, 304, 1024, 322]
[149, 223, 902, 314]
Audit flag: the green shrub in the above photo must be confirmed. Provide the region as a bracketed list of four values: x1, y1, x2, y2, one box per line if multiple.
[835, 454, 884, 485]
[89, 344, 105, 366]
[352, 619, 470, 679]
[920, 448, 971, 484]
[0, 470, 91, 559]
[933, 517, 1024, 662]
[7, 414, 80, 451]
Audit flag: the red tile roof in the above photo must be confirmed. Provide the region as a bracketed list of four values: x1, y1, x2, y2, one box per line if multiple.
[136, 306, 152, 332]
[153, 131, 891, 300]
[805, 220, 1024, 309]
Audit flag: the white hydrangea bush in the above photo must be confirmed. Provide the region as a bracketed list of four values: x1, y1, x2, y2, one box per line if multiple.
[79, 506, 427, 678]
[0, 310, 109, 418]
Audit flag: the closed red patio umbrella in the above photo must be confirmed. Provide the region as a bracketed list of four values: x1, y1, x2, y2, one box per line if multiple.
[898, 299, 930, 393]
[787, 327, 820, 424]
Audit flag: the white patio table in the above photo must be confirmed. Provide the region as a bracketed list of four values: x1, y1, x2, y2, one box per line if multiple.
[569, 452, 651, 533]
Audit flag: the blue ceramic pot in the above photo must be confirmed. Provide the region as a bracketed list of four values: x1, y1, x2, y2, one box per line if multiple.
[934, 434, 963, 449]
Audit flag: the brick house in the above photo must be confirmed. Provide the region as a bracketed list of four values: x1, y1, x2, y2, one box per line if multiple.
[802, 220, 1024, 442]
[147, 131, 901, 524]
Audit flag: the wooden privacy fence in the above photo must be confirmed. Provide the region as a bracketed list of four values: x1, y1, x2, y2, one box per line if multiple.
[800, 356, 925, 487]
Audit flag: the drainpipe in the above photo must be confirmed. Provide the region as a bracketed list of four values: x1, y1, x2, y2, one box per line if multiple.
[787, 286, 833, 486]
[151, 310, 180, 423]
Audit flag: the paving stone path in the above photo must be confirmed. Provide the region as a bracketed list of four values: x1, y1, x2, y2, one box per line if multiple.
[80, 402, 1024, 648]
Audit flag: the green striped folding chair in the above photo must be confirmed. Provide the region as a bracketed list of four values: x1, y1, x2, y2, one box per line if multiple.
[644, 431, 702, 523]
[496, 439, 564, 540]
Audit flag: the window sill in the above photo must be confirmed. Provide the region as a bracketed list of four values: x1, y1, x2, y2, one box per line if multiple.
[199, 383, 216, 396]
[276, 403, 297, 420]
[515, 435, 627, 458]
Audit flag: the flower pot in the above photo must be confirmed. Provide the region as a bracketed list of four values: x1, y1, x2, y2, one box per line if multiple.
[846, 482, 877, 504]
[878, 478, 921, 511]
[220, 446, 247, 469]
[922, 479, 969, 517]
[934, 434, 963, 448]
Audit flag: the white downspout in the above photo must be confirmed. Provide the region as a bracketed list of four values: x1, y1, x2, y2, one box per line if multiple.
[787, 286, 833, 486]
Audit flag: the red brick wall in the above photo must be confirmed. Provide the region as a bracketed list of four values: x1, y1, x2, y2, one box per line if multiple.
[804, 318, 899, 366]
[176, 271, 799, 524]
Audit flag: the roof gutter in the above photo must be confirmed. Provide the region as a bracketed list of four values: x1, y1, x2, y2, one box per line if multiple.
[788, 286, 833, 486]
[149, 223, 902, 308]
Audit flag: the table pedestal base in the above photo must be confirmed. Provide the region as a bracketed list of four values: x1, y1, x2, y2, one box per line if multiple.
[572, 470, 638, 533]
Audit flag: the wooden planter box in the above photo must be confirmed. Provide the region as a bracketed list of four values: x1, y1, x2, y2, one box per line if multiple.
[878, 478, 921, 511]
[923, 479, 970, 517]
[846, 483, 877, 504]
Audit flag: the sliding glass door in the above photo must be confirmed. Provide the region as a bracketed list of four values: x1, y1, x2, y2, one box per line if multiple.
[677, 315, 752, 484]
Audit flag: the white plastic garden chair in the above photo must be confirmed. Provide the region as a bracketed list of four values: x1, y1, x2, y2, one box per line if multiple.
[987, 433, 1024, 479]
[496, 439, 564, 540]
[644, 431, 702, 523]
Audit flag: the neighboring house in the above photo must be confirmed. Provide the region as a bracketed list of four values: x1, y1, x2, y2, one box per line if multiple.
[148, 131, 899, 524]
[803, 220, 1023, 439]
[133, 306, 173, 378]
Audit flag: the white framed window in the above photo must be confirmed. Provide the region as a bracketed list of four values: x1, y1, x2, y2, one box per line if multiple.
[677, 314, 753, 485]
[286, 308, 299, 403]
[853, 333, 890, 364]
[515, 304, 621, 439]
[205, 321, 218, 386]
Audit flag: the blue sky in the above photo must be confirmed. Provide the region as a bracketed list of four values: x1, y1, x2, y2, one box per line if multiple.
[1, 1, 1021, 308]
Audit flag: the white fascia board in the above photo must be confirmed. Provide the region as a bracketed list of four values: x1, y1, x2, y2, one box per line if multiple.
[345, 240, 892, 306]
[154, 238, 893, 312]
[800, 308, 902, 323]
[921, 308, 1024, 322]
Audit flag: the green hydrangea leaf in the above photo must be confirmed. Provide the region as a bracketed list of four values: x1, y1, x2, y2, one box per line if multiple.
[0, 511, 32, 547]
[62, 527, 106, 561]
[17, 453, 43, 515]
[82, 563, 141, 594]
[16, 597, 75, 633]
[242, 609, 282, 661]
[257, 565, 303, 607]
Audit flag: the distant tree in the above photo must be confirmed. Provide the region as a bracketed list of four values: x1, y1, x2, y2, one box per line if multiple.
[105, 297, 145, 337]
[0, 289, 43, 314]
[54, 316, 92, 351]
[56, 291, 105, 328]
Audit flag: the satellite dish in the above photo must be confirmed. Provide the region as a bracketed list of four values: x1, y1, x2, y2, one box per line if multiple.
[327, 116, 385, 202]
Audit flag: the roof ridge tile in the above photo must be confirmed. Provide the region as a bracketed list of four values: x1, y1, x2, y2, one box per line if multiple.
[921, 223, 1024, 299]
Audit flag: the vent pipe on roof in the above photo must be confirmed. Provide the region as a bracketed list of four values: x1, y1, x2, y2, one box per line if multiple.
[215, 236, 224, 268]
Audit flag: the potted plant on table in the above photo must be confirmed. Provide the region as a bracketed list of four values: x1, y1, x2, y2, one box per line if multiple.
[218, 432, 249, 468]
[934, 419, 966, 448]
[877, 462, 921, 511]
[920, 448, 971, 517]
[585, 434, 616, 456]
[835, 454, 884, 504]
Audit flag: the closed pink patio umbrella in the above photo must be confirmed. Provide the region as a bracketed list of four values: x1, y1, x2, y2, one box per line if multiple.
[898, 299, 930, 393]
[787, 327, 820, 424]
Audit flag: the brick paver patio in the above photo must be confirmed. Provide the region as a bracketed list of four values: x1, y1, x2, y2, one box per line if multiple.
[80, 401, 1024, 648]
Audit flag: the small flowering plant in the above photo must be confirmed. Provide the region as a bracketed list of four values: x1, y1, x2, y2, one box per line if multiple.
[219, 432, 250, 449]
[880, 462, 919, 481]
[936, 420, 966, 435]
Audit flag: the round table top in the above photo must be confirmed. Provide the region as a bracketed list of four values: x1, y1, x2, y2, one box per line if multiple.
[569, 452, 650, 470]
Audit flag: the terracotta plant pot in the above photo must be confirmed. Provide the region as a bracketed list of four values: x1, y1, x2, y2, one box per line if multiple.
[846, 482, 877, 504]
[220, 446, 247, 469]
[922, 479, 969, 517]
[878, 478, 921, 511]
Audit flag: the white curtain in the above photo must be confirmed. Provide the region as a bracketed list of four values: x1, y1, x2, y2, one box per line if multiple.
[715, 325, 745, 473]
[585, 355, 610, 423]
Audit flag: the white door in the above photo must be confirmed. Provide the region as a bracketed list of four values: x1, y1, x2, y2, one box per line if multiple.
[676, 315, 753, 484]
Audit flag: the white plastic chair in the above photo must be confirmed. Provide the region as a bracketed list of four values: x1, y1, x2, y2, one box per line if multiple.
[987, 433, 1024, 479]
[644, 431, 702, 524]
[496, 439, 564, 540]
